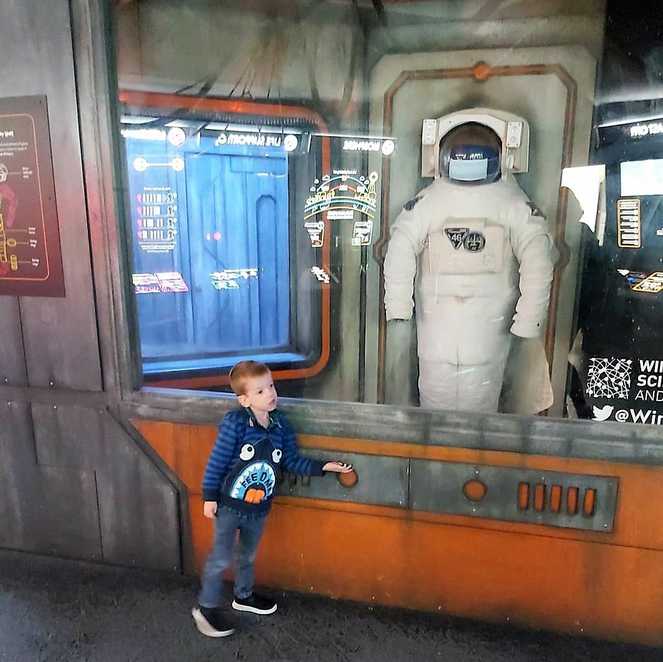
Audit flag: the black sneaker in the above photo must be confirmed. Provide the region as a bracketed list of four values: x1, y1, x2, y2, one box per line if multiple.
[192, 606, 235, 637]
[232, 593, 277, 615]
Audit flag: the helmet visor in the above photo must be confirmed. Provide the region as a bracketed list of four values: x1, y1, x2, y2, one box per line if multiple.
[439, 122, 502, 183]
[448, 144, 500, 182]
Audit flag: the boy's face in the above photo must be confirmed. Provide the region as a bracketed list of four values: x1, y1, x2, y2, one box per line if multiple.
[238, 371, 278, 414]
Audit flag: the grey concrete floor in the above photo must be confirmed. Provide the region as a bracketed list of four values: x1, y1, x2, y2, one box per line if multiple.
[0, 550, 661, 662]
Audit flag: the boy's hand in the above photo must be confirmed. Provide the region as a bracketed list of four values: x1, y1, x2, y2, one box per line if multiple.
[323, 461, 353, 473]
[203, 501, 218, 519]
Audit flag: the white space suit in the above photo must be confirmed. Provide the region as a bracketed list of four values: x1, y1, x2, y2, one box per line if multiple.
[384, 111, 555, 412]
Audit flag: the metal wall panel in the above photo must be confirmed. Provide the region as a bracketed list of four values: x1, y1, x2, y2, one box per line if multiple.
[31, 403, 181, 570]
[279, 450, 409, 509]
[0, 401, 36, 547]
[410, 459, 618, 532]
[98, 413, 181, 570]
[0, 0, 102, 391]
[0, 401, 101, 559]
[18, 466, 103, 560]
[32, 402, 102, 469]
[0, 299, 27, 386]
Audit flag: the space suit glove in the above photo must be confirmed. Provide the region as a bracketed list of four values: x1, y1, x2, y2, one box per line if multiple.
[510, 318, 544, 339]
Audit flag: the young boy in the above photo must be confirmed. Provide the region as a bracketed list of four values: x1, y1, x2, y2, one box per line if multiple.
[192, 360, 353, 637]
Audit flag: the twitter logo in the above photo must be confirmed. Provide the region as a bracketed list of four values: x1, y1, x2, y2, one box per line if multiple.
[593, 405, 614, 422]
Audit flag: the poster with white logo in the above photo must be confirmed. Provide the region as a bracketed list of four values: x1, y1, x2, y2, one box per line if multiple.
[587, 357, 663, 425]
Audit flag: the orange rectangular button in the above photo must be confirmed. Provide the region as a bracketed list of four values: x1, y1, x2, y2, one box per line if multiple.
[567, 486, 579, 515]
[534, 483, 546, 512]
[583, 488, 597, 517]
[517, 482, 530, 511]
[549, 484, 562, 513]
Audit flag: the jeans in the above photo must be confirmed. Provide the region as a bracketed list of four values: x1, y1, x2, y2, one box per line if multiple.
[198, 508, 267, 607]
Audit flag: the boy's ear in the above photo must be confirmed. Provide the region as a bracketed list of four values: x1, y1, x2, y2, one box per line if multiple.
[237, 393, 250, 408]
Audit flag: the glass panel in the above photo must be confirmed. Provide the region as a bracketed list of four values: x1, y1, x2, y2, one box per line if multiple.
[124, 126, 293, 370]
[620, 160, 663, 196]
[118, 97, 327, 385]
[111, 0, 663, 428]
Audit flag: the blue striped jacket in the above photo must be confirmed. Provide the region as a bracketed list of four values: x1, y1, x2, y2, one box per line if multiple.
[202, 407, 325, 515]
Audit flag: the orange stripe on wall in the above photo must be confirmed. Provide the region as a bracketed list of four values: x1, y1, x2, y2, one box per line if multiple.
[258, 502, 663, 645]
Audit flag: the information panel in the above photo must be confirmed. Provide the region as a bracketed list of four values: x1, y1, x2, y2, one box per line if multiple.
[0, 96, 64, 297]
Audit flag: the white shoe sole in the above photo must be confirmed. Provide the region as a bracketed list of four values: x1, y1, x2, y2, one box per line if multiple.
[232, 599, 278, 615]
[191, 608, 235, 637]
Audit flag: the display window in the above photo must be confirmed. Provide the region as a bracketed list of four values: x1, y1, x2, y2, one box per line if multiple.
[112, 0, 663, 427]
[118, 92, 331, 388]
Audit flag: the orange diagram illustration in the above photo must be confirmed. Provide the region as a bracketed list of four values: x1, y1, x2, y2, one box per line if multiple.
[0, 182, 19, 277]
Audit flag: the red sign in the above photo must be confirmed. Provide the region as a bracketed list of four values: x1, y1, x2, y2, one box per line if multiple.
[0, 96, 64, 297]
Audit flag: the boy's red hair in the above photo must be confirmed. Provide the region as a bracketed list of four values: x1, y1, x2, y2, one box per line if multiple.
[229, 360, 270, 395]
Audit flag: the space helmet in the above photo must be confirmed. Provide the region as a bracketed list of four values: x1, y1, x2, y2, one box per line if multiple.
[439, 122, 502, 185]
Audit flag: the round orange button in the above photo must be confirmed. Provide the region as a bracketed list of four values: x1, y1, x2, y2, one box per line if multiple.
[463, 479, 487, 502]
[338, 470, 359, 488]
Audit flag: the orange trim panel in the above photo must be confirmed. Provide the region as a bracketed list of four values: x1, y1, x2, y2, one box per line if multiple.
[133, 418, 663, 646]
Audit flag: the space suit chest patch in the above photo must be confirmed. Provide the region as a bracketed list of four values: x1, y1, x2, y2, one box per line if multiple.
[445, 227, 468, 250]
[444, 228, 485, 252]
[463, 231, 486, 252]
[428, 218, 504, 275]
